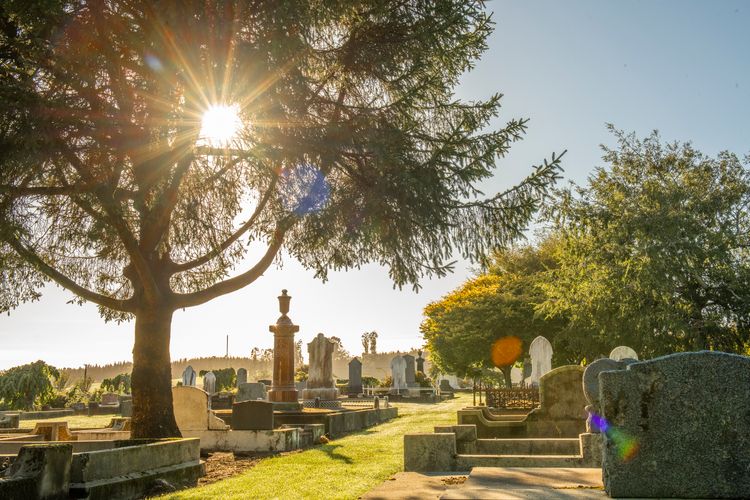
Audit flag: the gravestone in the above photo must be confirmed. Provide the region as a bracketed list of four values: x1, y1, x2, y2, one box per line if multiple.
[608, 345, 638, 362]
[416, 351, 425, 373]
[403, 354, 417, 387]
[203, 371, 216, 395]
[0, 413, 19, 429]
[236, 382, 267, 402]
[295, 380, 307, 392]
[439, 379, 453, 392]
[528, 336, 553, 386]
[302, 333, 339, 400]
[182, 365, 197, 387]
[582, 358, 626, 432]
[236, 368, 248, 387]
[522, 365, 587, 437]
[120, 400, 133, 418]
[600, 351, 750, 498]
[232, 400, 274, 430]
[258, 379, 272, 386]
[101, 393, 119, 406]
[390, 356, 407, 394]
[171, 386, 228, 432]
[348, 357, 363, 395]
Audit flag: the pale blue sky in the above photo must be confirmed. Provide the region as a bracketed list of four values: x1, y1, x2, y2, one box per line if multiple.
[1, 1, 748, 369]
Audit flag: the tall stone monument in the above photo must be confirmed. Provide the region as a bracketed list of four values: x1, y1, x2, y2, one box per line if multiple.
[403, 354, 417, 387]
[348, 357, 363, 396]
[416, 350, 425, 373]
[390, 355, 407, 395]
[182, 366, 196, 387]
[528, 336, 553, 386]
[302, 333, 339, 400]
[268, 289, 301, 409]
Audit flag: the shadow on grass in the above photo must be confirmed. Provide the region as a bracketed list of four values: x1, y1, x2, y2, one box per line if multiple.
[318, 443, 354, 464]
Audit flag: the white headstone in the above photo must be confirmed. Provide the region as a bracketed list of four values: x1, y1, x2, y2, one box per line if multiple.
[609, 346, 639, 361]
[203, 371, 216, 395]
[528, 336, 553, 386]
[171, 386, 227, 432]
[182, 365, 196, 387]
[390, 355, 407, 392]
[307, 333, 335, 389]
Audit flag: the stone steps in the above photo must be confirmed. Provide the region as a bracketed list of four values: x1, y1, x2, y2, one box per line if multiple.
[476, 438, 580, 455]
[456, 454, 587, 469]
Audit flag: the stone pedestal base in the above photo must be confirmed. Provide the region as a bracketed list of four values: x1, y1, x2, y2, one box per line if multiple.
[271, 401, 303, 412]
[268, 387, 298, 403]
[302, 387, 339, 401]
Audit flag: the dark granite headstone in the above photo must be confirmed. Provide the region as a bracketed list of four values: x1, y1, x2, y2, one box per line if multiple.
[403, 354, 417, 387]
[232, 400, 274, 430]
[348, 357, 363, 395]
[120, 399, 133, 418]
[416, 351, 425, 373]
[600, 351, 750, 498]
[439, 379, 453, 392]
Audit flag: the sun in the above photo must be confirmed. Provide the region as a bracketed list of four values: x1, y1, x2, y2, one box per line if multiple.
[200, 104, 242, 146]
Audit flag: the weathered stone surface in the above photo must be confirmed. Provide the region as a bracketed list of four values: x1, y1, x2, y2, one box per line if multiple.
[236, 382, 267, 402]
[0, 413, 19, 429]
[404, 433, 457, 472]
[416, 351, 425, 373]
[439, 379, 453, 392]
[600, 351, 750, 498]
[536, 365, 586, 420]
[232, 400, 274, 431]
[0, 443, 72, 499]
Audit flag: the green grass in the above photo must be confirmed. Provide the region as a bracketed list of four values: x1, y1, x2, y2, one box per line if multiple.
[165, 393, 471, 500]
[19, 414, 119, 430]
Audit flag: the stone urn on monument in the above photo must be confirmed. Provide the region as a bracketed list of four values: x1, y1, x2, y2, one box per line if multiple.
[268, 289, 302, 411]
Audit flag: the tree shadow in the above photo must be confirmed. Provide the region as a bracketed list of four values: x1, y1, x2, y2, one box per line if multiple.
[318, 443, 354, 464]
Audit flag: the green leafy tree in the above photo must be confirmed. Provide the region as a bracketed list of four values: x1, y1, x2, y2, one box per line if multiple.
[100, 373, 132, 394]
[0, 1, 561, 437]
[422, 243, 567, 388]
[540, 127, 750, 357]
[0, 360, 60, 410]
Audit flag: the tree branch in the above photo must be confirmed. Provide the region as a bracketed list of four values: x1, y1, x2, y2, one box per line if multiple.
[172, 176, 278, 273]
[3, 234, 134, 312]
[174, 225, 288, 309]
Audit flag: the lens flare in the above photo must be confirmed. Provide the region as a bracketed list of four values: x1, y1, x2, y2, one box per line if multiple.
[280, 163, 330, 215]
[490, 336, 523, 367]
[591, 413, 640, 461]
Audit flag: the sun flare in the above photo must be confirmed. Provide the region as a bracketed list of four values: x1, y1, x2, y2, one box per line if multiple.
[200, 104, 241, 145]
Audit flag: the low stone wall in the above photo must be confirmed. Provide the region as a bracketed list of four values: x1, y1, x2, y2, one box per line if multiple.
[0, 439, 115, 455]
[18, 409, 74, 420]
[69, 438, 203, 500]
[0, 444, 72, 499]
[72, 429, 131, 441]
[181, 428, 300, 453]
[274, 407, 398, 437]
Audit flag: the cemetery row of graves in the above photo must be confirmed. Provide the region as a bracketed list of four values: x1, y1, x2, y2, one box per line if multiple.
[3, 315, 749, 499]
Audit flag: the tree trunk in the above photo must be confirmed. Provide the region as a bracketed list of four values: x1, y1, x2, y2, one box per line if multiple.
[131, 305, 181, 438]
[501, 366, 513, 389]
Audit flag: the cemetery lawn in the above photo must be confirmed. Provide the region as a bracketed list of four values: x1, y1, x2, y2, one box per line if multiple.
[20, 414, 119, 429]
[164, 393, 472, 500]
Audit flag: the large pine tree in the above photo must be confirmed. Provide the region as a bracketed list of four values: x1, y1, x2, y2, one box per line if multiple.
[0, 1, 562, 437]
